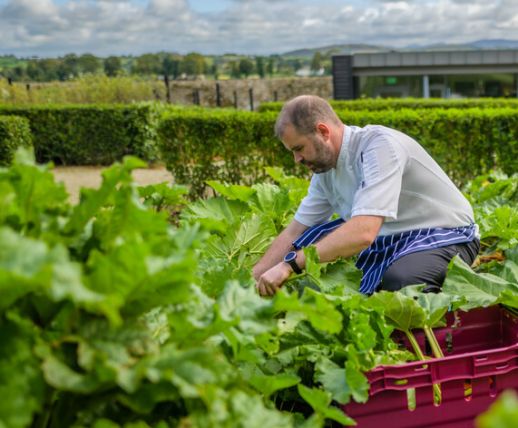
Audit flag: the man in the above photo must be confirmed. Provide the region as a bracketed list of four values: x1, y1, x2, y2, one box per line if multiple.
[253, 95, 479, 296]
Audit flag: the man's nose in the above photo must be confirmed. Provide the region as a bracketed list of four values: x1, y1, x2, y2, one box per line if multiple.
[294, 152, 303, 163]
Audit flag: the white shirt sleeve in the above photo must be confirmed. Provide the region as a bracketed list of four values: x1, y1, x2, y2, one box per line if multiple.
[351, 135, 407, 220]
[294, 175, 335, 227]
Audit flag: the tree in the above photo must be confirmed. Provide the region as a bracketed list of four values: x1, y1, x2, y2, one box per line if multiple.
[211, 63, 219, 80]
[104, 56, 122, 77]
[230, 61, 241, 79]
[162, 54, 181, 79]
[238, 58, 254, 78]
[4, 65, 26, 81]
[61, 53, 79, 79]
[180, 52, 206, 77]
[311, 52, 323, 74]
[26, 59, 60, 82]
[132, 53, 162, 75]
[78, 53, 101, 74]
[266, 57, 275, 77]
[255, 56, 265, 78]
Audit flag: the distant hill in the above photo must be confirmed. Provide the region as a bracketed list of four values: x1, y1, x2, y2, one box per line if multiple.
[470, 39, 518, 49]
[282, 44, 388, 57]
[284, 39, 518, 57]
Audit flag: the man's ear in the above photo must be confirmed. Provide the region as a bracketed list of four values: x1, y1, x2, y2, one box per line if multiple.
[316, 122, 331, 139]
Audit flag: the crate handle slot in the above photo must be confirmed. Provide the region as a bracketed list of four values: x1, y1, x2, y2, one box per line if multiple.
[496, 363, 509, 370]
[475, 355, 488, 362]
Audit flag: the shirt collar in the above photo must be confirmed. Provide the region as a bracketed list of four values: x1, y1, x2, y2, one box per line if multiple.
[335, 125, 350, 171]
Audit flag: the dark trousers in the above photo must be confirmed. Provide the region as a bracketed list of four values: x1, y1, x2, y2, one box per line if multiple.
[378, 239, 480, 292]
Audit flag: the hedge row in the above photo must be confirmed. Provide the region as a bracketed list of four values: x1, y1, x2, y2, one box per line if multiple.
[0, 115, 32, 166]
[258, 98, 518, 113]
[158, 107, 518, 196]
[0, 104, 165, 165]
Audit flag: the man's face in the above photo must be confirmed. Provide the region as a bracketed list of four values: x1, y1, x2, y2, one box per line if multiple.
[282, 124, 335, 173]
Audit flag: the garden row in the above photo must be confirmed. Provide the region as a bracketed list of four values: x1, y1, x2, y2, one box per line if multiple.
[1, 151, 517, 427]
[1, 103, 517, 195]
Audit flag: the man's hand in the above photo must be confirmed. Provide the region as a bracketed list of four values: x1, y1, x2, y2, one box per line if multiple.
[256, 261, 294, 296]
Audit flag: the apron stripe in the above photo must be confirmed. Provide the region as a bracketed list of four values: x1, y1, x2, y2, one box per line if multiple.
[292, 220, 478, 295]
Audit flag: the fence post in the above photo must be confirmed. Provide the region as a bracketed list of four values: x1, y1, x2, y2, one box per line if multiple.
[233, 90, 238, 109]
[249, 88, 254, 111]
[7, 77, 12, 85]
[273, 90, 278, 102]
[216, 82, 221, 107]
[164, 74, 171, 103]
[193, 89, 201, 105]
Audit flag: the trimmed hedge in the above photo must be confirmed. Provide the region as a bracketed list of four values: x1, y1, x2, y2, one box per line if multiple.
[158, 109, 303, 197]
[0, 115, 32, 166]
[258, 98, 518, 113]
[0, 104, 164, 165]
[158, 107, 518, 196]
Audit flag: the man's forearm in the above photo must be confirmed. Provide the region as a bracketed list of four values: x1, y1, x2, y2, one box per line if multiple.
[252, 220, 308, 280]
[294, 215, 383, 269]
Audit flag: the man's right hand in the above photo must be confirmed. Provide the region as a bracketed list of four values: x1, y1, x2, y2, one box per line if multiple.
[255, 261, 293, 296]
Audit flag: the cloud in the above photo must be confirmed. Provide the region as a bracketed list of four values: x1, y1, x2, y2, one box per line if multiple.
[0, 0, 517, 56]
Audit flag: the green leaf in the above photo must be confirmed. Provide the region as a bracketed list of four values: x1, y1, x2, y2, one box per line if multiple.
[476, 390, 518, 428]
[303, 246, 322, 283]
[368, 291, 426, 332]
[207, 180, 256, 202]
[249, 372, 300, 398]
[229, 390, 294, 428]
[297, 384, 355, 426]
[315, 358, 350, 404]
[250, 183, 292, 226]
[181, 196, 249, 233]
[204, 214, 276, 269]
[0, 316, 45, 428]
[274, 289, 343, 334]
[399, 286, 457, 326]
[443, 256, 518, 310]
[42, 353, 110, 394]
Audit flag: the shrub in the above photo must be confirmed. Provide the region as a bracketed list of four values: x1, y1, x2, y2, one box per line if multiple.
[158, 107, 518, 196]
[0, 115, 32, 166]
[0, 103, 163, 165]
[258, 98, 518, 113]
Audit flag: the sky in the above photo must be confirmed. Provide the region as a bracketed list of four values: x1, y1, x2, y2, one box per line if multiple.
[1, 0, 518, 57]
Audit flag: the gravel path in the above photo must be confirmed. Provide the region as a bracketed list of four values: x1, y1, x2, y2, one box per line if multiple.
[51, 165, 174, 204]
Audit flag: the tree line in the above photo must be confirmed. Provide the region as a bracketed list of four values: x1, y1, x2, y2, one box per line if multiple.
[0, 51, 329, 83]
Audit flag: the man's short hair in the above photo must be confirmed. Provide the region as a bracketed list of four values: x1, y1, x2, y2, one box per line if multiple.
[274, 95, 342, 139]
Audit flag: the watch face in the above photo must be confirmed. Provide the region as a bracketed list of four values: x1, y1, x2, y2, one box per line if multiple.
[284, 251, 297, 263]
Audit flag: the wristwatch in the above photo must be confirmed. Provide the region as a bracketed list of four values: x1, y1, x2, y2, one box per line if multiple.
[283, 251, 302, 274]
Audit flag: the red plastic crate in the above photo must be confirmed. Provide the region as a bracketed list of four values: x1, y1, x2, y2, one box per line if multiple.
[342, 306, 518, 427]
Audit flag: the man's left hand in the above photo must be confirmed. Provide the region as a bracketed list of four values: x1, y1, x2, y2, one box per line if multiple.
[256, 262, 293, 296]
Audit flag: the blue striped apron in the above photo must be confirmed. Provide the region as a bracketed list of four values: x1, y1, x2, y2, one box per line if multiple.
[292, 219, 478, 295]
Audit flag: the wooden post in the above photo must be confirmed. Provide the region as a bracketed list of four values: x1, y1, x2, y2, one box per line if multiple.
[273, 90, 278, 102]
[233, 90, 238, 109]
[216, 82, 221, 107]
[164, 74, 171, 103]
[26, 83, 31, 92]
[193, 89, 200, 105]
[249, 88, 254, 111]
[7, 77, 12, 85]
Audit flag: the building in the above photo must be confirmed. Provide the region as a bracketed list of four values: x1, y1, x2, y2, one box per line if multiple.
[332, 49, 518, 99]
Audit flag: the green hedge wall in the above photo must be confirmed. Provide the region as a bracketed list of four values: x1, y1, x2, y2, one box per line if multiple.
[158, 107, 518, 196]
[0, 104, 163, 165]
[0, 115, 32, 166]
[258, 98, 518, 113]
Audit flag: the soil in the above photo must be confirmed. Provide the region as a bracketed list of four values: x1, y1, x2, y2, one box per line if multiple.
[51, 165, 174, 204]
